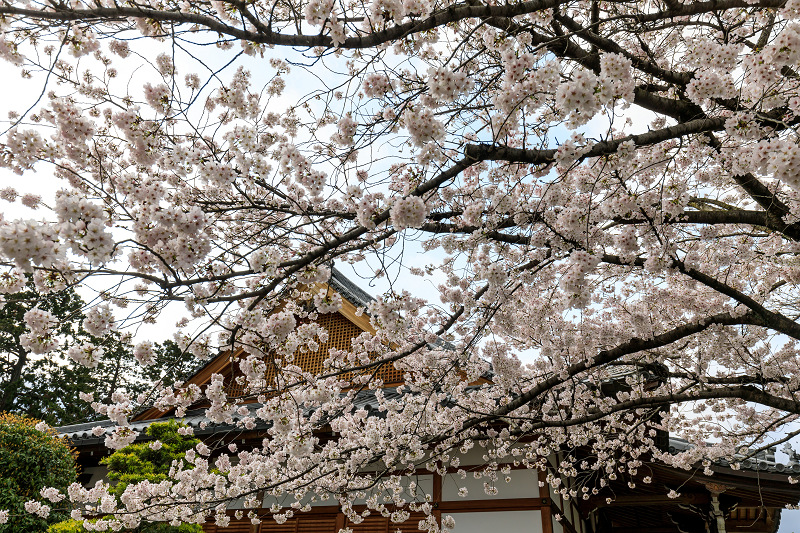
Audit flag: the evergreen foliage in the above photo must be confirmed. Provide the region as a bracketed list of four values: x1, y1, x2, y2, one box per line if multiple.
[0, 413, 76, 533]
[0, 277, 194, 426]
[101, 421, 203, 533]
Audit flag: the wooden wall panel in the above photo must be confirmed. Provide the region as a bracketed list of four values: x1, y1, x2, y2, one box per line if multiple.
[345, 511, 430, 533]
[206, 519, 256, 533]
[297, 514, 338, 533]
[394, 512, 429, 533]
[348, 514, 389, 533]
[257, 519, 295, 533]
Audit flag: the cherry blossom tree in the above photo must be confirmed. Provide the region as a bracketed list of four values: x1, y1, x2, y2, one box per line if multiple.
[1, 0, 800, 529]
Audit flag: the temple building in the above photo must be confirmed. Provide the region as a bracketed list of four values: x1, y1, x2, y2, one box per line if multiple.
[58, 270, 800, 533]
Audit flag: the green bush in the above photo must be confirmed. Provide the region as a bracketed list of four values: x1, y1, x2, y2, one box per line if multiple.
[46, 519, 88, 533]
[0, 413, 76, 533]
[48, 420, 204, 533]
[103, 420, 200, 496]
[100, 420, 203, 533]
[47, 518, 203, 533]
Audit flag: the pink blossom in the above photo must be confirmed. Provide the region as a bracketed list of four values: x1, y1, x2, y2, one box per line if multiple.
[390, 196, 428, 229]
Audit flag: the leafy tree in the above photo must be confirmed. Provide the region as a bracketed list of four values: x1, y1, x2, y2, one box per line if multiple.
[0, 274, 86, 421]
[0, 413, 76, 533]
[0, 275, 195, 426]
[134, 341, 199, 401]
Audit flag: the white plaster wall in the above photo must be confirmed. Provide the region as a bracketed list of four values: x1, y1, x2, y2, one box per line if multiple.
[349, 473, 434, 506]
[444, 443, 530, 468]
[547, 484, 564, 509]
[442, 468, 539, 501]
[263, 474, 434, 508]
[548, 483, 563, 511]
[449, 510, 543, 533]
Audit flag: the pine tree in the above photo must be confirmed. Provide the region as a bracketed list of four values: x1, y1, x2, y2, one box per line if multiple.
[0, 277, 193, 426]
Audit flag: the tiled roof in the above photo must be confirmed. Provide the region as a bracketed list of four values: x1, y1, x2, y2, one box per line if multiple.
[58, 396, 800, 476]
[58, 388, 402, 446]
[329, 267, 375, 308]
[666, 436, 800, 473]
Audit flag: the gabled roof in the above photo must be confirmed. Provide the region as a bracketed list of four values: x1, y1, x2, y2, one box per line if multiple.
[131, 268, 396, 421]
[328, 267, 375, 308]
[163, 267, 377, 388]
[59, 388, 403, 446]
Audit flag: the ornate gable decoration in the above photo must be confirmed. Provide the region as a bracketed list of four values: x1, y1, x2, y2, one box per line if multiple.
[133, 269, 404, 422]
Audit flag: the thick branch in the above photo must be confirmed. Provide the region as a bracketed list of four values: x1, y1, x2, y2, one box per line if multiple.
[0, 0, 786, 50]
[0, 0, 565, 49]
[464, 117, 726, 164]
[466, 311, 758, 426]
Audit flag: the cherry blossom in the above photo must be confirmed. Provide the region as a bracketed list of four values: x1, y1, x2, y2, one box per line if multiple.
[67, 342, 105, 369]
[24, 500, 50, 519]
[0, 0, 799, 529]
[133, 341, 157, 366]
[20, 308, 59, 354]
[83, 304, 115, 337]
[390, 196, 428, 230]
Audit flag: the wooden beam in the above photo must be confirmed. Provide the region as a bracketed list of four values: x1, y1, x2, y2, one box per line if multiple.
[586, 493, 709, 509]
[438, 497, 549, 512]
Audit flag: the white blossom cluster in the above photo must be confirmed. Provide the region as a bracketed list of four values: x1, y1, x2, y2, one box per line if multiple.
[427, 67, 472, 102]
[20, 308, 59, 354]
[67, 341, 104, 368]
[390, 196, 428, 230]
[0, 0, 798, 530]
[402, 108, 445, 147]
[560, 250, 600, 301]
[23, 500, 50, 519]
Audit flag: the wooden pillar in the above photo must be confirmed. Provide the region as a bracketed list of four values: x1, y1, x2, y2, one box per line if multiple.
[433, 472, 442, 525]
[539, 469, 553, 533]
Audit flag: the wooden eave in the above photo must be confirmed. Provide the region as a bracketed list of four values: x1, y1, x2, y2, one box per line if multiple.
[580, 460, 800, 533]
[134, 279, 377, 422]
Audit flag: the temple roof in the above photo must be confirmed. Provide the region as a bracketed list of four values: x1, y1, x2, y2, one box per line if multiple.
[56, 396, 800, 477]
[328, 267, 375, 308]
[58, 388, 402, 446]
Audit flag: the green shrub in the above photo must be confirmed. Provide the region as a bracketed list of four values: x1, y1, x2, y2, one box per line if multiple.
[100, 420, 203, 533]
[0, 413, 76, 533]
[46, 519, 87, 533]
[103, 420, 200, 496]
[48, 420, 205, 532]
[47, 518, 203, 533]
